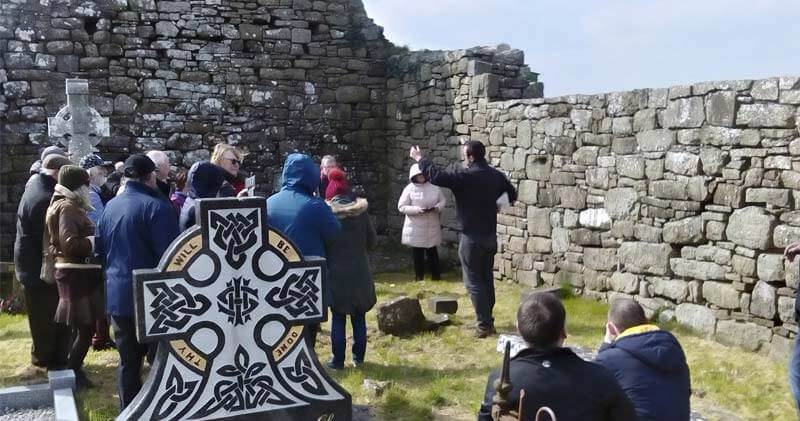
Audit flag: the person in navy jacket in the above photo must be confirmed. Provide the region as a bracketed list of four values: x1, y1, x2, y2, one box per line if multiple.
[96, 154, 179, 410]
[595, 298, 691, 421]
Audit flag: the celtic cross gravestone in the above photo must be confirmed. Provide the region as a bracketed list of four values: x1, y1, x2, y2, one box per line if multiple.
[120, 197, 351, 420]
[47, 78, 109, 165]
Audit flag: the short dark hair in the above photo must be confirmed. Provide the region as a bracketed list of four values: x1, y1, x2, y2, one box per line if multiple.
[517, 292, 566, 347]
[608, 298, 647, 332]
[464, 140, 486, 161]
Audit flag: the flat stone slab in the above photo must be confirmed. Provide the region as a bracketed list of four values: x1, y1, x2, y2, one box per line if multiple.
[0, 384, 51, 409]
[427, 295, 458, 314]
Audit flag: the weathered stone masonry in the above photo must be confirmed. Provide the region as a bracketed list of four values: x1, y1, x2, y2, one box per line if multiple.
[385, 64, 800, 357]
[4, 0, 800, 356]
[0, 0, 392, 254]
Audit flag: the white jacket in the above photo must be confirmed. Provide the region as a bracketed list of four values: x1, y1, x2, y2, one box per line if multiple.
[397, 164, 446, 248]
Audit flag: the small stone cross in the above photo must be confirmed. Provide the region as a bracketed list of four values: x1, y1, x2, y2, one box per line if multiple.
[120, 198, 351, 421]
[47, 79, 109, 164]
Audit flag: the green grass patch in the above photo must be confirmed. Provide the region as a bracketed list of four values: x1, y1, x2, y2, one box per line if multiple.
[0, 271, 793, 420]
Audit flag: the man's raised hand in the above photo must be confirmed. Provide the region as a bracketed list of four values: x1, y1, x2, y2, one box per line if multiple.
[409, 145, 422, 162]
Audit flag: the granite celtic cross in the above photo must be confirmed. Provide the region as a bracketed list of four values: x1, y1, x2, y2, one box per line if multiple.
[120, 198, 351, 420]
[47, 78, 109, 164]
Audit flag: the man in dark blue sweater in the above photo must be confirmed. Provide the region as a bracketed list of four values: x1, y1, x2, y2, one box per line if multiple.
[410, 141, 516, 338]
[595, 298, 691, 421]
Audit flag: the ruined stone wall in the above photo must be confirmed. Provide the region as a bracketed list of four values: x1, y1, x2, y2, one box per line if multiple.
[384, 45, 543, 259]
[388, 70, 800, 356]
[0, 0, 390, 258]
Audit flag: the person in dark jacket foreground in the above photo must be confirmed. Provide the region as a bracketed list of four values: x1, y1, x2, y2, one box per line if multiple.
[14, 154, 73, 377]
[595, 298, 690, 421]
[96, 154, 179, 410]
[324, 169, 377, 369]
[267, 153, 341, 348]
[410, 140, 517, 337]
[477, 292, 637, 421]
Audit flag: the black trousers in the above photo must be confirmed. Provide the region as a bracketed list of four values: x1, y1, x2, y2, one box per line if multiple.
[458, 235, 497, 329]
[23, 284, 70, 369]
[111, 316, 149, 410]
[68, 324, 93, 371]
[412, 247, 441, 280]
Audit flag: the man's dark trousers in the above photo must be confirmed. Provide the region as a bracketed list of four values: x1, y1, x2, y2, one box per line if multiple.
[23, 284, 70, 369]
[458, 234, 497, 329]
[111, 316, 149, 410]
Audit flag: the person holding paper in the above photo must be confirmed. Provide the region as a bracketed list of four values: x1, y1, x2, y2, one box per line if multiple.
[397, 163, 446, 281]
[409, 140, 517, 338]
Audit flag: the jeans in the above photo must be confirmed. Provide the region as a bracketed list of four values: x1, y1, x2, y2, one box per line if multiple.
[458, 234, 497, 329]
[111, 316, 149, 410]
[330, 312, 367, 366]
[412, 247, 441, 280]
[791, 334, 800, 414]
[23, 284, 70, 369]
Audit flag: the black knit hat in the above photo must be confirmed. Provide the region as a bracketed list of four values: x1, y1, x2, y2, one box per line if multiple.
[124, 154, 156, 178]
[58, 165, 90, 191]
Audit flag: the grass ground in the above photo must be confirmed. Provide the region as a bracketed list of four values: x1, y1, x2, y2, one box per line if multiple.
[0, 271, 793, 420]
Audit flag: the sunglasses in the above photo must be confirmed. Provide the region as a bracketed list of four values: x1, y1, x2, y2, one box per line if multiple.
[226, 157, 241, 166]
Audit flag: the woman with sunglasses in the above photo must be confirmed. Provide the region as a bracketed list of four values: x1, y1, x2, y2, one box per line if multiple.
[211, 143, 247, 196]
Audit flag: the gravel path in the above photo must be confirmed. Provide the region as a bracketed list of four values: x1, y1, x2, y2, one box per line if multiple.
[0, 407, 55, 421]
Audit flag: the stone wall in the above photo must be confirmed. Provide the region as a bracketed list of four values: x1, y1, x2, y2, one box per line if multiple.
[386, 70, 800, 357]
[384, 45, 543, 260]
[0, 0, 391, 257]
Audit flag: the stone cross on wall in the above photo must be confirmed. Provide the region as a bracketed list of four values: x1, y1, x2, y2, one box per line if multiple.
[47, 79, 109, 164]
[120, 198, 351, 421]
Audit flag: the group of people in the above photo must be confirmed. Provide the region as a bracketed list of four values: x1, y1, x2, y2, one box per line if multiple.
[478, 294, 691, 421]
[13, 140, 380, 410]
[18, 135, 800, 420]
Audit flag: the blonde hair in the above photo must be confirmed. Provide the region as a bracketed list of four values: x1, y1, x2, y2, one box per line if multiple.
[211, 143, 244, 165]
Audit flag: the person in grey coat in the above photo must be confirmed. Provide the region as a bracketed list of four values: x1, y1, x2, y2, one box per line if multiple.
[324, 169, 377, 369]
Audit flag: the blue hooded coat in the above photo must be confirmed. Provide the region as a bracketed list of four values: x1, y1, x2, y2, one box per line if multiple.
[267, 154, 340, 258]
[595, 326, 691, 421]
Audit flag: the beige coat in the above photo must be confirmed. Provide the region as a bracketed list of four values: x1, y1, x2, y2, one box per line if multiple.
[397, 164, 446, 248]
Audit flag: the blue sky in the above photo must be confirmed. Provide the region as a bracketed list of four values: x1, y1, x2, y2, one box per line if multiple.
[362, 0, 800, 97]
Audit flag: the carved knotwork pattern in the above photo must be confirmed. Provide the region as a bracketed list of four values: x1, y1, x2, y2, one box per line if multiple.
[195, 346, 293, 418]
[153, 366, 198, 419]
[283, 348, 325, 396]
[210, 210, 259, 269]
[265, 269, 321, 318]
[217, 276, 260, 326]
[147, 283, 211, 335]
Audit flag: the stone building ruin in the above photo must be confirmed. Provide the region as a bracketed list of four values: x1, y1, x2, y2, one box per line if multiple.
[2, 0, 799, 357]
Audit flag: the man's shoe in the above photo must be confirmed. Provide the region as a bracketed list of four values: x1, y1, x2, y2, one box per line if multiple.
[352, 359, 364, 368]
[474, 325, 497, 338]
[325, 360, 344, 370]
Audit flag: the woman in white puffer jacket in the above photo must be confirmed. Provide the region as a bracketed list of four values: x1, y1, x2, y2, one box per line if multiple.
[397, 163, 446, 281]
